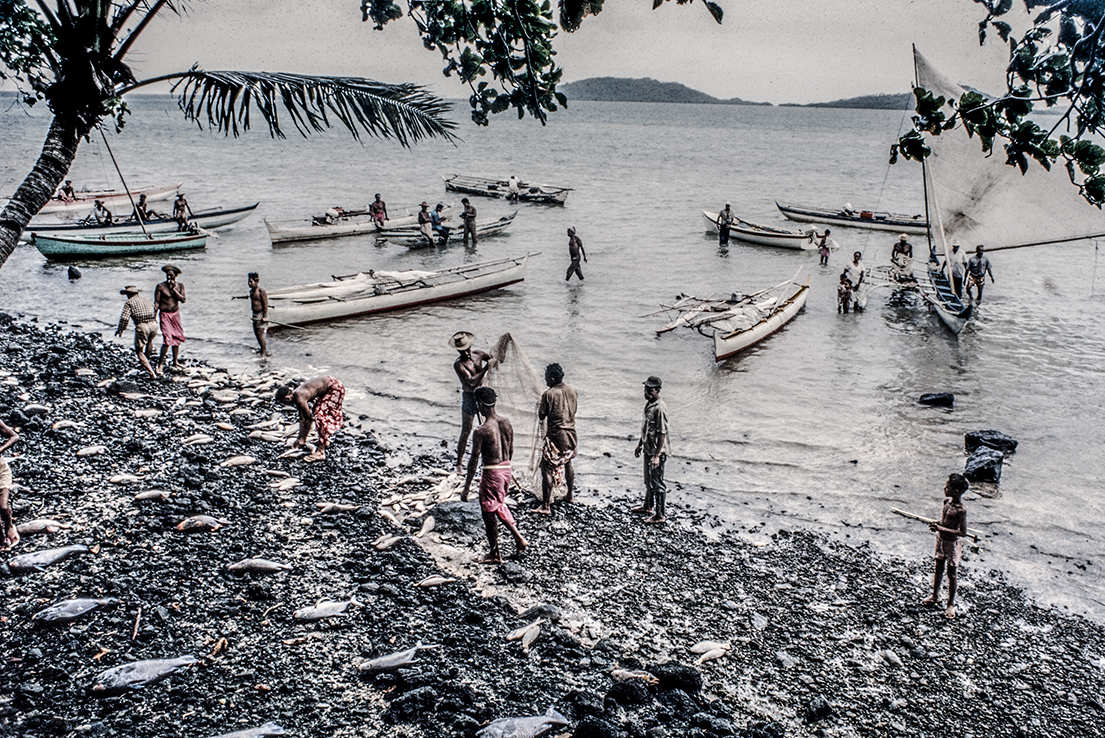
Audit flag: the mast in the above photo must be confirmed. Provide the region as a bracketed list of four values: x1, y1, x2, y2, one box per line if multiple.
[912, 45, 935, 261]
[97, 126, 149, 238]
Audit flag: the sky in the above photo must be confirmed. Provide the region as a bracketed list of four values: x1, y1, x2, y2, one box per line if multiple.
[2, 1, 1023, 103]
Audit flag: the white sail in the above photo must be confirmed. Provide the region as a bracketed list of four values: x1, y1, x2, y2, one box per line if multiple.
[915, 47, 1105, 252]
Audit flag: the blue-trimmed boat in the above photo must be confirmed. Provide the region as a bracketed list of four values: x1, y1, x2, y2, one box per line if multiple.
[31, 230, 208, 259]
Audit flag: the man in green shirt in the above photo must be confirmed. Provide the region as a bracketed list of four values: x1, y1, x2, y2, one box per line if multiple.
[633, 375, 669, 524]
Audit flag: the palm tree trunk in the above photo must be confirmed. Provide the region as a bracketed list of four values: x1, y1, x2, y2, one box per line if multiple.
[0, 117, 82, 268]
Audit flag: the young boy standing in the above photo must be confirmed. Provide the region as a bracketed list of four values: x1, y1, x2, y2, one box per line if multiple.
[923, 473, 969, 619]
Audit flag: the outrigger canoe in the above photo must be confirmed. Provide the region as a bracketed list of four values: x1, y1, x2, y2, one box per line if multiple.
[775, 201, 928, 235]
[265, 204, 453, 245]
[701, 210, 816, 249]
[265, 253, 535, 327]
[376, 212, 518, 249]
[32, 183, 181, 217]
[31, 230, 207, 259]
[443, 174, 571, 205]
[23, 202, 258, 240]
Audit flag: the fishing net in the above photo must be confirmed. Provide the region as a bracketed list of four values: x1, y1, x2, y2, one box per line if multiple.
[485, 333, 544, 496]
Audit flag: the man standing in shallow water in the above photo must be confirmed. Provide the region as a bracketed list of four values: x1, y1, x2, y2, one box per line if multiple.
[451, 331, 496, 474]
[248, 272, 269, 356]
[462, 386, 528, 563]
[536, 362, 578, 514]
[633, 375, 669, 524]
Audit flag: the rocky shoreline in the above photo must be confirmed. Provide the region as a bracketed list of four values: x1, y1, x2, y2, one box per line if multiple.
[2, 315, 1104, 738]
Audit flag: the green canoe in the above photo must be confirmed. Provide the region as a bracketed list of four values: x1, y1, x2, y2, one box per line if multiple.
[31, 230, 208, 259]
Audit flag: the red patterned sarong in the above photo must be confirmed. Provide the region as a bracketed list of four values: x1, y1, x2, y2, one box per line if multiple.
[159, 310, 185, 346]
[312, 377, 345, 445]
[479, 462, 515, 525]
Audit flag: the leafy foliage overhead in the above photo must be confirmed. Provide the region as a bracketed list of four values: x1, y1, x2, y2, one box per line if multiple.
[895, 0, 1105, 205]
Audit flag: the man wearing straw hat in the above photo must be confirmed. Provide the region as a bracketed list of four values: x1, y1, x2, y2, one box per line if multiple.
[114, 285, 159, 379]
[451, 330, 496, 475]
[417, 201, 434, 246]
[155, 264, 187, 373]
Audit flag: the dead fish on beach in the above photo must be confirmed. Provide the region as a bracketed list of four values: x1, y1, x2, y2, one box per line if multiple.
[247, 419, 281, 430]
[91, 655, 198, 696]
[695, 647, 730, 665]
[75, 367, 95, 376]
[9, 544, 91, 572]
[109, 473, 141, 485]
[22, 403, 51, 416]
[416, 575, 456, 588]
[134, 489, 171, 501]
[270, 477, 301, 491]
[378, 508, 400, 527]
[32, 597, 119, 624]
[476, 707, 570, 738]
[229, 408, 252, 416]
[134, 408, 161, 418]
[51, 419, 80, 431]
[97, 378, 115, 388]
[227, 558, 292, 574]
[690, 640, 731, 654]
[76, 444, 107, 457]
[292, 598, 362, 622]
[373, 535, 404, 550]
[316, 502, 357, 514]
[176, 515, 226, 532]
[610, 668, 659, 685]
[506, 620, 543, 652]
[276, 447, 311, 460]
[355, 642, 437, 675]
[215, 422, 235, 431]
[206, 723, 286, 738]
[220, 455, 257, 467]
[415, 516, 436, 538]
[182, 433, 214, 446]
[264, 469, 290, 478]
[17, 518, 71, 535]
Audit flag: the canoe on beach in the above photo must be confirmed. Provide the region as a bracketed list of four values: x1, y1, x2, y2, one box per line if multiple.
[28, 183, 182, 217]
[443, 174, 571, 205]
[376, 211, 518, 249]
[31, 230, 208, 259]
[266, 205, 454, 245]
[22, 202, 258, 240]
[776, 201, 928, 234]
[265, 254, 534, 327]
[701, 210, 816, 249]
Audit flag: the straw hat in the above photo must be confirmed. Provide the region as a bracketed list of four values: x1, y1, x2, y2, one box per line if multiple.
[449, 331, 474, 351]
[162, 264, 182, 276]
[898, 233, 908, 242]
[120, 285, 141, 296]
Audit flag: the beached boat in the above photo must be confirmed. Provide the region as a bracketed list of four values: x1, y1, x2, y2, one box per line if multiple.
[265, 205, 453, 245]
[701, 210, 816, 249]
[22, 202, 258, 240]
[775, 201, 928, 235]
[377, 211, 518, 249]
[443, 174, 571, 205]
[654, 273, 809, 361]
[31, 230, 208, 259]
[265, 254, 534, 327]
[31, 183, 181, 217]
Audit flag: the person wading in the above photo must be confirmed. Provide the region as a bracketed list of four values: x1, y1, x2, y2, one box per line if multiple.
[154, 264, 187, 373]
[461, 198, 478, 246]
[565, 226, 587, 281]
[633, 375, 669, 524]
[536, 362, 578, 515]
[275, 376, 346, 462]
[114, 285, 159, 379]
[369, 193, 389, 227]
[716, 203, 734, 246]
[462, 386, 528, 564]
[966, 245, 995, 303]
[451, 331, 496, 474]
[922, 473, 969, 619]
[248, 272, 269, 356]
[942, 241, 967, 297]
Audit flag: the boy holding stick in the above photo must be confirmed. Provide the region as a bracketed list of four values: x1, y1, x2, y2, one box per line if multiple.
[922, 473, 969, 619]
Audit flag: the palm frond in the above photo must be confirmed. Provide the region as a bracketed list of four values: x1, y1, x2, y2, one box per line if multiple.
[166, 68, 457, 145]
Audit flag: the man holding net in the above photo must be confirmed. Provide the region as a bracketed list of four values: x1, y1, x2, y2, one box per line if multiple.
[536, 363, 578, 514]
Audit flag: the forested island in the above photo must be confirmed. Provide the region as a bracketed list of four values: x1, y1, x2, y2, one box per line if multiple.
[560, 78, 912, 109]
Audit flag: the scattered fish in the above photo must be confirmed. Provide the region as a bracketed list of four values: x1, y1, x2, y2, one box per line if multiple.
[229, 408, 251, 416]
[220, 455, 257, 467]
[379, 508, 400, 527]
[264, 469, 290, 478]
[182, 433, 214, 446]
[216, 422, 235, 431]
[270, 477, 301, 492]
[610, 668, 659, 685]
[292, 598, 362, 622]
[22, 403, 51, 415]
[416, 575, 456, 588]
[109, 473, 140, 485]
[506, 621, 538, 641]
[210, 390, 239, 403]
[415, 516, 436, 538]
[32, 597, 119, 624]
[520, 623, 542, 652]
[91, 656, 198, 696]
[206, 723, 286, 738]
[227, 558, 292, 574]
[16, 518, 71, 535]
[134, 489, 171, 501]
[75, 367, 95, 376]
[695, 647, 729, 665]
[176, 515, 226, 532]
[276, 447, 311, 460]
[315, 502, 356, 514]
[690, 640, 731, 654]
[51, 419, 80, 431]
[373, 535, 404, 551]
[76, 445, 107, 457]
[97, 378, 115, 388]
[134, 408, 161, 418]
[476, 707, 570, 738]
[356, 642, 436, 675]
[9, 544, 91, 572]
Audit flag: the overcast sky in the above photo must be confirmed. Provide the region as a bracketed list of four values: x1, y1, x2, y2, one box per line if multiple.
[30, 0, 1024, 103]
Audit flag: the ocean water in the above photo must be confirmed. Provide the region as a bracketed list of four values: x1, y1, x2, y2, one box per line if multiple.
[3, 96, 1104, 616]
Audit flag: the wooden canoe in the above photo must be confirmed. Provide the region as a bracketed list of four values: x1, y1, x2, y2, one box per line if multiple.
[31, 230, 207, 259]
[443, 174, 570, 205]
[702, 211, 816, 249]
[23, 202, 258, 240]
[713, 282, 810, 361]
[776, 201, 928, 234]
[266, 205, 454, 245]
[377, 211, 518, 249]
[33, 184, 181, 217]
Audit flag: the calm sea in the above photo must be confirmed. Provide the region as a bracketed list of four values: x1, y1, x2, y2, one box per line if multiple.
[3, 96, 1103, 616]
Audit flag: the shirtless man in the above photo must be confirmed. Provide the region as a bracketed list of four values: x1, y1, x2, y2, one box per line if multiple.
[369, 193, 388, 227]
[451, 330, 495, 474]
[248, 272, 269, 356]
[154, 264, 187, 373]
[57, 180, 76, 202]
[462, 386, 528, 563]
[537, 362, 578, 514]
[275, 376, 346, 462]
[716, 203, 734, 246]
[0, 418, 20, 549]
[966, 245, 995, 303]
[922, 473, 969, 619]
[172, 193, 192, 230]
[565, 227, 587, 281]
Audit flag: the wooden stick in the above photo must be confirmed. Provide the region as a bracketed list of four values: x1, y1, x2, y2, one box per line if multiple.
[131, 606, 142, 640]
[891, 507, 982, 542]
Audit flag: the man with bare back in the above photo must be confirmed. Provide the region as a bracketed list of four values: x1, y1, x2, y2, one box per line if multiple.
[275, 375, 346, 462]
[450, 330, 496, 474]
[462, 386, 527, 564]
[154, 264, 186, 373]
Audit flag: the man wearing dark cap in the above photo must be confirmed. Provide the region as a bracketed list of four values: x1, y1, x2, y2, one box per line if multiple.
[154, 264, 187, 373]
[536, 362, 578, 514]
[115, 285, 159, 378]
[633, 375, 669, 524]
[461, 198, 478, 246]
[451, 331, 496, 474]
[462, 386, 528, 563]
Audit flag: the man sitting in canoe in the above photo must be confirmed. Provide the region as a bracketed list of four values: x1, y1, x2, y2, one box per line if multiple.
[369, 193, 388, 227]
[56, 180, 76, 202]
[93, 200, 113, 225]
[431, 202, 450, 244]
[275, 376, 346, 462]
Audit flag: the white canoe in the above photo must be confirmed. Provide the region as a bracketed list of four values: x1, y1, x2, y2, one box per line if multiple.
[33, 184, 181, 216]
[702, 211, 815, 249]
[377, 212, 518, 248]
[266, 254, 533, 327]
[443, 174, 571, 204]
[712, 282, 809, 361]
[23, 203, 258, 240]
[266, 205, 454, 244]
[775, 201, 928, 235]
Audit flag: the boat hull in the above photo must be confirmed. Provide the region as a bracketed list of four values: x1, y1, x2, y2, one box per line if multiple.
[23, 203, 258, 240]
[381, 213, 518, 249]
[776, 201, 928, 235]
[702, 211, 815, 249]
[713, 284, 809, 361]
[31, 231, 208, 259]
[919, 267, 971, 335]
[443, 175, 570, 205]
[35, 184, 181, 216]
[266, 207, 452, 244]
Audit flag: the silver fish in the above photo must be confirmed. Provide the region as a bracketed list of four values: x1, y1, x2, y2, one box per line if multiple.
[356, 642, 435, 675]
[228, 408, 251, 416]
[373, 535, 404, 551]
[9, 544, 91, 572]
[52, 419, 80, 431]
[220, 455, 257, 467]
[76, 444, 107, 457]
[215, 422, 235, 431]
[91, 655, 198, 695]
[610, 668, 659, 685]
[16, 518, 71, 535]
[292, 598, 362, 622]
[415, 575, 456, 588]
[270, 477, 301, 492]
[690, 639, 731, 654]
[695, 647, 729, 665]
[32, 597, 119, 624]
[176, 515, 225, 532]
[23, 403, 50, 415]
[316, 502, 357, 514]
[226, 558, 292, 574]
[182, 433, 214, 446]
[134, 408, 161, 418]
[109, 473, 141, 485]
[206, 723, 286, 738]
[476, 707, 570, 738]
[520, 623, 541, 653]
[134, 489, 172, 501]
[415, 516, 436, 538]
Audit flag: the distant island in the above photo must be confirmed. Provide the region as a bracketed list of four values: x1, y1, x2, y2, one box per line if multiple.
[560, 78, 914, 110]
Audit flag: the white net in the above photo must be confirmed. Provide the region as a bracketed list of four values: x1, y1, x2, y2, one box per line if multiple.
[485, 333, 545, 496]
